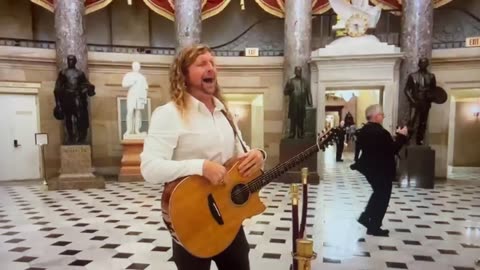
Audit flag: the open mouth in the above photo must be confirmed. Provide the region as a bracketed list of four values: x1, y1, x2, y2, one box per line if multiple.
[202, 78, 215, 84]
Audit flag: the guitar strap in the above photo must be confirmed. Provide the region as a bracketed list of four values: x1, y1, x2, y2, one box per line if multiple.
[221, 110, 248, 154]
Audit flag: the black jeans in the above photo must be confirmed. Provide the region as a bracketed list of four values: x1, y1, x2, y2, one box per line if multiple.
[171, 227, 250, 270]
[363, 174, 393, 229]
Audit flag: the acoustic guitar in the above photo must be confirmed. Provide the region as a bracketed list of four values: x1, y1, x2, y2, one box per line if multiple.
[160, 128, 337, 258]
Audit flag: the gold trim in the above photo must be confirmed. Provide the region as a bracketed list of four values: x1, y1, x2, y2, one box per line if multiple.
[254, 0, 284, 18]
[370, 0, 395, 10]
[30, 0, 54, 13]
[86, 0, 114, 14]
[313, 2, 331, 15]
[143, 0, 174, 21]
[202, 0, 231, 20]
[433, 0, 453, 8]
[276, 0, 284, 12]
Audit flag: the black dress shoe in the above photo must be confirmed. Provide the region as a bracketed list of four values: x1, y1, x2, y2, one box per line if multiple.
[367, 228, 390, 237]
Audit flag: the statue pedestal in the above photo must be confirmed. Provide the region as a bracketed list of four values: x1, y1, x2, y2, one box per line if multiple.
[404, 145, 436, 188]
[48, 145, 105, 190]
[277, 138, 320, 184]
[118, 139, 144, 182]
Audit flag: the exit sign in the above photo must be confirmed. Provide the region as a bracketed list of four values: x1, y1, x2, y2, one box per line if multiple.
[245, 48, 259, 57]
[466, 37, 480, 47]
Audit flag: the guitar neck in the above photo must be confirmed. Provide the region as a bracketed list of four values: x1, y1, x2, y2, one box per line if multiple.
[246, 143, 320, 194]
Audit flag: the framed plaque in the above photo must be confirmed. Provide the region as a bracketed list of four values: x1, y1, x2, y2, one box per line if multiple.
[35, 133, 48, 145]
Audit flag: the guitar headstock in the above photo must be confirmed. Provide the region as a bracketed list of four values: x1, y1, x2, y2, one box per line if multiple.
[316, 127, 339, 151]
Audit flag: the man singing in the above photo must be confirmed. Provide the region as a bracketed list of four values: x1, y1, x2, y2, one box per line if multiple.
[353, 105, 408, 236]
[140, 44, 266, 270]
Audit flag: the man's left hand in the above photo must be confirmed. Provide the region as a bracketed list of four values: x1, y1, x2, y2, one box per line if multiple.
[238, 149, 264, 177]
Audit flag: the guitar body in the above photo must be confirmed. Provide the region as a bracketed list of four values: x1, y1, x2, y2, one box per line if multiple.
[161, 158, 265, 258]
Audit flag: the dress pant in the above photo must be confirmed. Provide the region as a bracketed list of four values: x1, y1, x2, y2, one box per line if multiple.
[172, 227, 250, 270]
[363, 174, 393, 229]
[354, 142, 361, 161]
[336, 142, 344, 161]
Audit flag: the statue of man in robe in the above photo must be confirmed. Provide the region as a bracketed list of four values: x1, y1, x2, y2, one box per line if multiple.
[122, 61, 149, 139]
[284, 66, 312, 139]
[53, 55, 96, 145]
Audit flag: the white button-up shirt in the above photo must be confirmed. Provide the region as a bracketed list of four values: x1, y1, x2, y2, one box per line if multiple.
[140, 94, 260, 184]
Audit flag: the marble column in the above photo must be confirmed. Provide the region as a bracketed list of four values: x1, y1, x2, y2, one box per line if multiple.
[174, 0, 202, 51]
[54, 0, 88, 73]
[399, 0, 434, 124]
[283, 0, 312, 82]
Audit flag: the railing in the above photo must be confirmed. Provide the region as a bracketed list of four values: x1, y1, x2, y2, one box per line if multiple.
[0, 7, 475, 57]
[0, 37, 284, 56]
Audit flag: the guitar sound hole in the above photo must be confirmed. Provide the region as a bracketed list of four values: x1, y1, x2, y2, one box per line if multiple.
[231, 184, 250, 205]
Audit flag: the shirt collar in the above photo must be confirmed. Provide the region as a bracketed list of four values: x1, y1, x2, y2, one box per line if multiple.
[186, 92, 226, 113]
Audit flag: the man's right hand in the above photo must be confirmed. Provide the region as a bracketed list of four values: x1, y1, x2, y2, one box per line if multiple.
[203, 160, 227, 185]
[396, 126, 408, 136]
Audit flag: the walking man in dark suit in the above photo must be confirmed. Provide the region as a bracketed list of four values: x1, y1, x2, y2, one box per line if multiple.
[352, 104, 408, 236]
[336, 120, 346, 162]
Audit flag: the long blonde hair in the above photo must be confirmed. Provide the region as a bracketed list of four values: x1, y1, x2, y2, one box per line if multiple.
[169, 44, 229, 120]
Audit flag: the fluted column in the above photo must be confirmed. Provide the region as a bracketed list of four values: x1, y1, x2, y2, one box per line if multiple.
[174, 0, 202, 51]
[399, 0, 434, 123]
[283, 0, 312, 82]
[54, 0, 88, 73]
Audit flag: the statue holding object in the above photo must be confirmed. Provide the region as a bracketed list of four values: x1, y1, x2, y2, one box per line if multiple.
[53, 55, 95, 145]
[404, 57, 447, 145]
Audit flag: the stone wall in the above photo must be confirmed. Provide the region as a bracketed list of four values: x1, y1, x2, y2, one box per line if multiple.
[0, 46, 284, 178]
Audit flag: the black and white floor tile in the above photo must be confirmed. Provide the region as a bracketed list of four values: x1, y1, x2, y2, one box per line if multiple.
[1, 151, 479, 270]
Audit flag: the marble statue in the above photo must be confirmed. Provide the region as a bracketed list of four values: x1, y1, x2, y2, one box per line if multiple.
[53, 55, 96, 145]
[404, 58, 437, 145]
[284, 66, 312, 139]
[122, 61, 149, 139]
[330, 0, 381, 33]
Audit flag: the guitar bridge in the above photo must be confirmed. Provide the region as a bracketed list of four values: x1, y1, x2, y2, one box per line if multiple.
[208, 194, 224, 225]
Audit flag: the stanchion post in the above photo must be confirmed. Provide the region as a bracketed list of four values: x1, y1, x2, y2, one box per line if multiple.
[290, 183, 299, 270]
[299, 167, 308, 238]
[295, 238, 317, 270]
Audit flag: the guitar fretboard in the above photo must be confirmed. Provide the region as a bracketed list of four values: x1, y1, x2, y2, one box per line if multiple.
[246, 131, 334, 193]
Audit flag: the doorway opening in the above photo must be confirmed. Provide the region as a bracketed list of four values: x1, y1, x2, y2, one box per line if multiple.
[447, 88, 480, 181]
[223, 93, 264, 150]
[324, 88, 382, 163]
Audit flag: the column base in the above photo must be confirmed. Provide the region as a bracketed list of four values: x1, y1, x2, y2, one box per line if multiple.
[47, 174, 105, 190]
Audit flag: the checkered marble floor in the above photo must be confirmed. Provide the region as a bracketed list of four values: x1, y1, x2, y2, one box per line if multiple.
[1, 154, 479, 270]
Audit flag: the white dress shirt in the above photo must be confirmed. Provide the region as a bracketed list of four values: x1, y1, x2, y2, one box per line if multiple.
[140, 94, 265, 184]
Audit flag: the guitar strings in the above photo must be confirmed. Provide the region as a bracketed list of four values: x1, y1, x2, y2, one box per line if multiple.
[230, 131, 334, 198]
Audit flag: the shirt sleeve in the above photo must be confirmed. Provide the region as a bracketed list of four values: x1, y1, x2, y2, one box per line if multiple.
[140, 104, 205, 184]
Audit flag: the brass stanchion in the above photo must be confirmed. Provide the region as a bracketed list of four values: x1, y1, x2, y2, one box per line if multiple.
[291, 167, 317, 270]
[290, 183, 299, 270]
[299, 167, 308, 238]
[294, 239, 317, 270]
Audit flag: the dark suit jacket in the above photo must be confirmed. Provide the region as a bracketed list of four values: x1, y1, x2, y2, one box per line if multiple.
[355, 122, 407, 180]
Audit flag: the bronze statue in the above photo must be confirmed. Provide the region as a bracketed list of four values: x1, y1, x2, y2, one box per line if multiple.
[404, 57, 437, 145]
[284, 66, 312, 139]
[53, 55, 96, 145]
